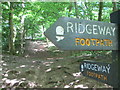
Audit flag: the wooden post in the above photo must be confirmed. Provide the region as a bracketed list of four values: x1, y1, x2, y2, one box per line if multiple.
[110, 10, 120, 89]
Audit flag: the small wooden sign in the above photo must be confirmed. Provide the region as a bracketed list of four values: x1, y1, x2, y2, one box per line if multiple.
[80, 60, 118, 87]
[44, 17, 118, 50]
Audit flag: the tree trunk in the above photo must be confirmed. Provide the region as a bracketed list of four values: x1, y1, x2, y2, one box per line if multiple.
[20, 15, 26, 55]
[112, 1, 117, 11]
[0, 2, 2, 54]
[70, 1, 79, 56]
[85, 2, 93, 20]
[20, 2, 26, 55]
[98, 1, 103, 21]
[68, 3, 73, 17]
[74, 1, 79, 18]
[9, 2, 15, 54]
[42, 25, 50, 47]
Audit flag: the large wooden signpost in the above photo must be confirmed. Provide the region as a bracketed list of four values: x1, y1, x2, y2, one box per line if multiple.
[44, 17, 118, 50]
[110, 10, 120, 89]
[44, 10, 120, 88]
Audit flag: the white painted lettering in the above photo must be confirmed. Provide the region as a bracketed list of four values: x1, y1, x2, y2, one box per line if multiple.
[111, 27, 116, 36]
[84, 63, 87, 68]
[83, 62, 111, 74]
[94, 64, 98, 71]
[88, 63, 91, 70]
[106, 27, 112, 36]
[93, 25, 98, 35]
[98, 26, 106, 35]
[106, 64, 110, 74]
[86, 24, 92, 34]
[91, 64, 94, 70]
[75, 23, 78, 33]
[66, 22, 116, 36]
[97, 65, 102, 72]
[102, 66, 107, 73]
[67, 22, 74, 32]
[78, 23, 85, 33]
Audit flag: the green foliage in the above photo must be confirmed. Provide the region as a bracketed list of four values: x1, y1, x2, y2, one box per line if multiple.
[2, 2, 115, 54]
[117, 2, 120, 10]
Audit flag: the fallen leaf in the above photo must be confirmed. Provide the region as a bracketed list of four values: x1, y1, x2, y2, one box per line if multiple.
[57, 66, 61, 68]
[3, 63, 7, 66]
[20, 65, 26, 68]
[75, 80, 80, 83]
[46, 64, 50, 67]
[2, 78, 7, 81]
[47, 58, 54, 60]
[32, 61, 36, 63]
[21, 78, 26, 81]
[64, 85, 70, 88]
[4, 74, 8, 77]
[45, 68, 51, 72]
[10, 79, 19, 87]
[73, 72, 81, 77]
[64, 76, 67, 78]
[5, 79, 11, 84]
[28, 81, 36, 88]
[74, 84, 88, 88]
[69, 82, 74, 86]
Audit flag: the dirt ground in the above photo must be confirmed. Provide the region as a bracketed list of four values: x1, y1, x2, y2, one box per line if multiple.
[1, 41, 114, 89]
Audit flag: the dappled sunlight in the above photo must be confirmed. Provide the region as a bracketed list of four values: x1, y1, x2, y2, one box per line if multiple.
[72, 72, 81, 77]
[56, 57, 64, 59]
[64, 80, 89, 88]
[2, 53, 113, 88]
[2, 78, 39, 88]
[43, 62, 54, 65]
[20, 65, 26, 68]
[25, 55, 30, 58]
[45, 68, 52, 73]
[47, 58, 54, 60]
[74, 84, 88, 88]
[45, 64, 51, 67]
[2, 63, 7, 66]
[25, 41, 47, 52]
[2, 1, 118, 88]
[64, 85, 70, 88]
[57, 65, 62, 68]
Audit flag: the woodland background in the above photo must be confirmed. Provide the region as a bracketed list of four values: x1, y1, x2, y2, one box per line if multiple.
[1, 1, 120, 88]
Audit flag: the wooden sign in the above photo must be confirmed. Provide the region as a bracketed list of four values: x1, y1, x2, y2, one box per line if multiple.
[44, 17, 118, 50]
[110, 10, 120, 88]
[80, 60, 118, 87]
